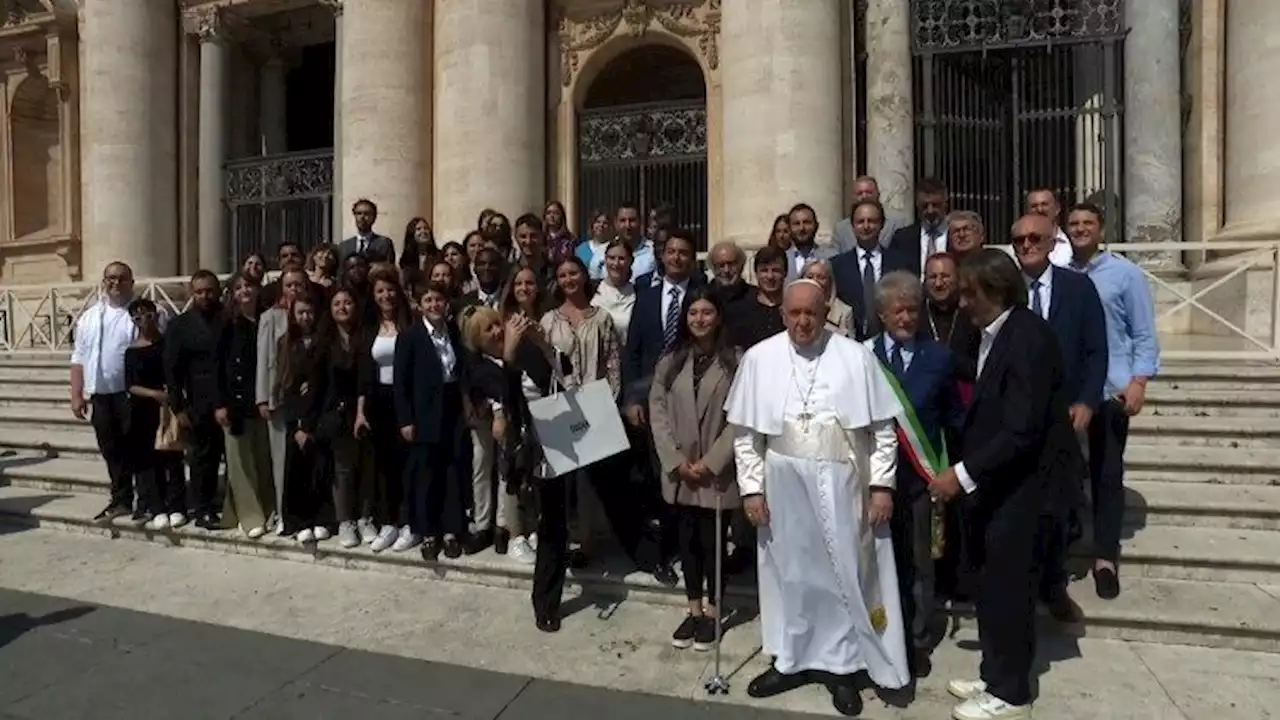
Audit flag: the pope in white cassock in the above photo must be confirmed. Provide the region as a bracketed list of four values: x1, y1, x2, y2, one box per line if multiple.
[725, 279, 910, 717]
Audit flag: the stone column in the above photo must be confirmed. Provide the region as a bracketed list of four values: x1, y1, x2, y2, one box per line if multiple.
[81, 0, 178, 276]
[1124, 0, 1182, 254]
[190, 9, 230, 271]
[864, 0, 914, 218]
[1220, 0, 1280, 240]
[259, 53, 288, 155]
[721, 0, 843, 249]
[338, 0, 428, 250]
[433, 0, 544, 240]
[325, 0, 345, 240]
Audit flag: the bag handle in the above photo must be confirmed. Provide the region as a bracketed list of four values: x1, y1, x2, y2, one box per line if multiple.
[548, 348, 567, 397]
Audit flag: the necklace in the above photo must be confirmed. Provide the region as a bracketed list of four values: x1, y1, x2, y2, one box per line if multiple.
[788, 344, 825, 433]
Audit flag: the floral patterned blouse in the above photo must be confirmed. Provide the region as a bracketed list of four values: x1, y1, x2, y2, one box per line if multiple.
[540, 305, 622, 400]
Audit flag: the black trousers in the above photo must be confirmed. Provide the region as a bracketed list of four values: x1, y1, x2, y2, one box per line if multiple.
[186, 415, 224, 516]
[90, 393, 132, 508]
[532, 475, 570, 622]
[676, 505, 729, 605]
[405, 384, 467, 539]
[281, 436, 328, 533]
[368, 384, 408, 527]
[126, 399, 184, 516]
[891, 490, 937, 654]
[1034, 511, 1070, 603]
[975, 500, 1039, 707]
[1088, 398, 1130, 564]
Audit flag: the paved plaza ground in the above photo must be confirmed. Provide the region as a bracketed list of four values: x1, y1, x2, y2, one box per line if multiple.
[0, 526, 1276, 719]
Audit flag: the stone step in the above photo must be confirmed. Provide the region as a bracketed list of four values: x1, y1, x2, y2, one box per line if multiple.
[0, 427, 102, 459]
[0, 367, 68, 384]
[0, 385, 71, 407]
[1126, 481, 1280, 531]
[1128, 415, 1280, 449]
[0, 404, 93, 432]
[1146, 388, 1280, 418]
[1124, 445, 1280, 485]
[1118, 525, 1280, 585]
[0, 355, 71, 368]
[0, 486, 1277, 652]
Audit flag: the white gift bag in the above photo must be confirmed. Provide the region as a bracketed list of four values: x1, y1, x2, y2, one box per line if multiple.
[526, 376, 630, 478]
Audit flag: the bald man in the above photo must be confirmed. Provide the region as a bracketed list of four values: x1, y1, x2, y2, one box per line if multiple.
[725, 279, 911, 715]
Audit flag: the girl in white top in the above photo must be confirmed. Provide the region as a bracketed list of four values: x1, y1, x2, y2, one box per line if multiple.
[590, 238, 637, 346]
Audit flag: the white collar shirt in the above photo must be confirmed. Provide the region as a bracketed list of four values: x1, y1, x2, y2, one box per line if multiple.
[858, 244, 883, 282]
[882, 334, 914, 372]
[70, 300, 136, 396]
[1049, 228, 1073, 268]
[920, 225, 948, 273]
[1023, 265, 1054, 320]
[424, 318, 457, 383]
[977, 307, 1014, 378]
[660, 276, 690, 333]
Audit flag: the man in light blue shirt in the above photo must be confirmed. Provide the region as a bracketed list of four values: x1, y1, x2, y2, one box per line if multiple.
[1066, 201, 1160, 602]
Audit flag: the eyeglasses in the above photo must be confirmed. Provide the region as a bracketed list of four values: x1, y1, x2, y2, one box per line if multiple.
[1011, 233, 1046, 246]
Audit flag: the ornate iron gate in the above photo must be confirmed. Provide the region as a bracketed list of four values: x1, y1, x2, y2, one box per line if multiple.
[911, 0, 1126, 238]
[224, 149, 335, 265]
[577, 100, 708, 249]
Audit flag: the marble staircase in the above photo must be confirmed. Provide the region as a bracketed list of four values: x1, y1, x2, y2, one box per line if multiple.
[2, 354, 1279, 652]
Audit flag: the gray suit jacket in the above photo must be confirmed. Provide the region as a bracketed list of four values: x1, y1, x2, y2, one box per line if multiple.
[785, 244, 840, 280]
[339, 233, 396, 265]
[832, 214, 906, 254]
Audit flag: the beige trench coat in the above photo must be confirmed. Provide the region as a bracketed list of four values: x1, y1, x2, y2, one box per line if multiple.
[648, 351, 741, 510]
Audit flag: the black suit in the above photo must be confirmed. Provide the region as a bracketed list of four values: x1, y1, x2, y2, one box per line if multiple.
[830, 243, 912, 340]
[622, 273, 706, 406]
[958, 306, 1077, 707]
[164, 308, 225, 517]
[339, 233, 396, 265]
[888, 222, 944, 278]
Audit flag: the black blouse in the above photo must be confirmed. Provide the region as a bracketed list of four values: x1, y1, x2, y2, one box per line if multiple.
[278, 339, 327, 434]
[726, 294, 785, 350]
[216, 314, 260, 427]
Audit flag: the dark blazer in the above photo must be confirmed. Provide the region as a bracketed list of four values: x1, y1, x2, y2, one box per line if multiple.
[214, 314, 260, 433]
[872, 336, 964, 501]
[277, 340, 327, 435]
[338, 233, 396, 265]
[1039, 266, 1108, 410]
[888, 223, 928, 277]
[917, 303, 982, 383]
[622, 273, 706, 405]
[164, 309, 224, 420]
[830, 244, 912, 341]
[392, 319, 465, 445]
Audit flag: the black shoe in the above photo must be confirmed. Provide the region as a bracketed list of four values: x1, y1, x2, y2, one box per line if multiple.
[442, 536, 463, 559]
[725, 549, 752, 576]
[1094, 566, 1121, 600]
[746, 668, 808, 699]
[536, 614, 561, 633]
[463, 530, 492, 556]
[671, 614, 699, 649]
[129, 510, 151, 527]
[652, 564, 679, 588]
[567, 548, 589, 569]
[493, 528, 510, 555]
[420, 538, 441, 563]
[829, 681, 863, 717]
[693, 615, 718, 652]
[1044, 589, 1084, 623]
[912, 648, 933, 678]
[194, 513, 221, 530]
[94, 504, 130, 524]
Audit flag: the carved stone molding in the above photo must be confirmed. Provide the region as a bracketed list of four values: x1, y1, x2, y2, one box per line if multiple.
[182, 6, 239, 42]
[318, 0, 342, 18]
[557, 0, 720, 87]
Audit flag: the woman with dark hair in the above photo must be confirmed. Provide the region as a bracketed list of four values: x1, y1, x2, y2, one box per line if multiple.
[484, 213, 517, 265]
[241, 253, 267, 286]
[647, 285, 740, 650]
[256, 268, 310, 532]
[126, 298, 187, 531]
[477, 208, 498, 230]
[575, 208, 613, 280]
[215, 274, 274, 538]
[591, 238, 636, 344]
[441, 241, 475, 293]
[307, 245, 340, 290]
[543, 200, 575, 266]
[767, 213, 792, 251]
[428, 260, 460, 299]
[276, 294, 329, 543]
[501, 265, 553, 321]
[355, 266, 416, 552]
[318, 288, 373, 548]
[399, 217, 440, 276]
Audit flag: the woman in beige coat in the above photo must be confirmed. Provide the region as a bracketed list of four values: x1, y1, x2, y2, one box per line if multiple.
[648, 285, 741, 652]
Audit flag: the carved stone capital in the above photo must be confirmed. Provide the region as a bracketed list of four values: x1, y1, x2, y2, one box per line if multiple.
[183, 6, 233, 42]
[319, 0, 342, 18]
[557, 0, 721, 88]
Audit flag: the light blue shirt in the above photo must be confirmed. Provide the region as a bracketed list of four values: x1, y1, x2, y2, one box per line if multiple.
[631, 239, 656, 280]
[882, 334, 914, 372]
[1070, 250, 1160, 398]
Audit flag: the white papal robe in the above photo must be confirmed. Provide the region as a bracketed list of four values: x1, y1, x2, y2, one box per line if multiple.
[725, 331, 911, 690]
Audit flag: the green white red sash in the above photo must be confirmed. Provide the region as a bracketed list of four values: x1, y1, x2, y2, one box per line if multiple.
[878, 361, 949, 559]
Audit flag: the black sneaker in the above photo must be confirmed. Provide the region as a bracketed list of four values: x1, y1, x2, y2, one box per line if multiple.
[493, 528, 510, 555]
[130, 510, 152, 527]
[194, 513, 221, 531]
[693, 616, 718, 652]
[93, 504, 130, 524]
[671, 614, 700, 649]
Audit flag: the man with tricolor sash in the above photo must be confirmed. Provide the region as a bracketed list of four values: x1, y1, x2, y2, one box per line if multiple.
[866, 270, 965, 680]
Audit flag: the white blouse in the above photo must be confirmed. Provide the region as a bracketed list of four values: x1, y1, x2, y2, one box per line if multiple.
[591, 280, 636, 343]
[371, 334, 397, 385]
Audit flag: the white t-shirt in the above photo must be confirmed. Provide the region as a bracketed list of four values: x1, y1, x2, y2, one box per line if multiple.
[372, 334, 397, 385]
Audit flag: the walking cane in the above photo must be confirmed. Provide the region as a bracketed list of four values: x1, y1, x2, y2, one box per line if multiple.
[704, 488, 730, 696]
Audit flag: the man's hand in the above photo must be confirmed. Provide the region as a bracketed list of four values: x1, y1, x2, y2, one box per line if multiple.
[257, 403, 272, 421]
[690, 460, 713, 485]
[353, 413, 370, 438]
[625, 404, 647, 427]
[931, 466, 963, 502]
[214, 408, 231, 429]
[1068, 403, 1093, 432]
[400, 425, 416, 443]
[868, 488, 893, 527]
[743, 495, 770, 528]
[175, 411, 192, 431]
[675, 461, 699, 486]
[70, 395, 87, 421]
[1120, 380, 1147, 416]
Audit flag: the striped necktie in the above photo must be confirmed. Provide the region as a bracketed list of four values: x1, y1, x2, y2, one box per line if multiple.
[663, 286, 681, 351]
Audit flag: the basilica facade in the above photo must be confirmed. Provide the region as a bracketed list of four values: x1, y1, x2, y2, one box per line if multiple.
[0, 0, 1260, 285]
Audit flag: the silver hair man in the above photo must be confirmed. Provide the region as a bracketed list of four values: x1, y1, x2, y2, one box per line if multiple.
[874, 270, 924, 313]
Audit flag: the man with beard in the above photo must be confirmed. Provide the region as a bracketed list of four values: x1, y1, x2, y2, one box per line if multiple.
[164, 271, 226, 529]
[784, 203, 838, 281]
[889, 177, 951, 277]
[707, 241, 752, 305]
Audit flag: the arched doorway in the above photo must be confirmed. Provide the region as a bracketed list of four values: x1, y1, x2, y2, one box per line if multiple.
[577, 45, 708, 248]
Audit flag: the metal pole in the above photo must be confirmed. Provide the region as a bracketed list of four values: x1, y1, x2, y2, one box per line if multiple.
[704, 489, 729, 696]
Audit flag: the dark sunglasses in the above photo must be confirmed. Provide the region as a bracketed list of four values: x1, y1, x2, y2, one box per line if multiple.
[1011, 233, 1046, 246]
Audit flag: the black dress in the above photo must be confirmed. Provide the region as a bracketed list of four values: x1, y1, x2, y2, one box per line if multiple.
[278, 339, 330, 533]
[125, 341, 185, 516]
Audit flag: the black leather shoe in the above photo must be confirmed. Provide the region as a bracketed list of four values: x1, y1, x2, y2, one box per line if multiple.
[746, 668, 808, 699]
[443, 536, 463, 559]
[420, 538, 441, 563]
[912, 648, 933, 678]
[1094, 566, 1121, 600]
[194, 513, 221, 531]
[536, 615, 561, 633]
[567, 548, 589, 569]
[652, 564, 679, 588]
[463, 530, 492, 556]
[830, 682, 864, 717]
[1044, 589, 1084, 623]
[493, 528, 510, 555]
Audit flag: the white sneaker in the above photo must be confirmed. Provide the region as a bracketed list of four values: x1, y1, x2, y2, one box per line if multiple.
[337, 521, 360, 548]
[168, 513, 187, 529]
[357, 517, 378, 545]
[948, 679, 988, 701]
[527, 533, 538, 551]
[952, 692, 1031, 720]
[508, 536, 536, 564]
[371, 524, 399, 552]
[246, 526, 265, 539]
[296, 528, 315, 544]
[392, 526, 421, 552]
[313, 526, 331, 541]
[147, 514, 170, 531]
[275, 519, 287, 536]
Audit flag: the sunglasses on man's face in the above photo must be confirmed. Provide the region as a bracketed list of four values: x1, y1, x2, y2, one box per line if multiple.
[1011, 233, 1047, 246]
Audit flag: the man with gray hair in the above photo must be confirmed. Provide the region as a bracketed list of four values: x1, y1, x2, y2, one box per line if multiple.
[833, 175, 907, 253]
[865, 270, 965, 680]
[707, 240, 752, 304]
[726, 278, 910, 715]
[946, 210, 986, 264]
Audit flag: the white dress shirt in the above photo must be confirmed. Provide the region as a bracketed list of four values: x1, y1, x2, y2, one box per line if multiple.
[919, 226, 948, 273]
[425, 318, 457, 383]
[475, 285, 502, 310]
[882, 335, 914, 372]
[1023, 265, 1054, 320]
[70, 300, 136, 396]
[858, 244, 884, 283]
[659, 276, 689, 333]
[956, 307, 1014, 494]
[591, 279, 636, 343]
[1049, 228, 1073, 268]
